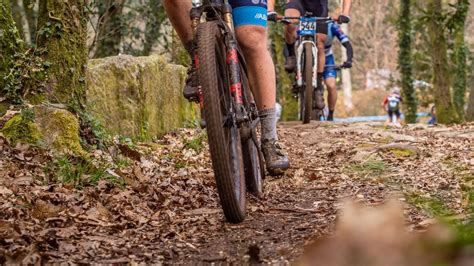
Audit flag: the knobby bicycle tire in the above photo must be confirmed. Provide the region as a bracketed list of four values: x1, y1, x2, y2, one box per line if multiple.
[242, 137, 264, 197]
[196, 22, 246, 223]
[302, 42, 314, 124]
[239, 61, 264, 197]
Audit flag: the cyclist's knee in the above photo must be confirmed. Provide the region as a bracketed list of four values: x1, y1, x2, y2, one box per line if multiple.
[236, 26, 267, 54]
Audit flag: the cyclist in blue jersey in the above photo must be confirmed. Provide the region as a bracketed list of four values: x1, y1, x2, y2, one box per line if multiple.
[268, 0, 352, 109]
[324, 21, 353, 121]
[163, 0, 290, 175]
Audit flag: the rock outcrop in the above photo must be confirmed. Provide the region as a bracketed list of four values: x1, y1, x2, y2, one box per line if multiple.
[87, 55, 198, 140]
[1, 106, 86, 156]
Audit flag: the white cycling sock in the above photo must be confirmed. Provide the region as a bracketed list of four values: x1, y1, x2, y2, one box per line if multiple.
[259, 108, 278, 142]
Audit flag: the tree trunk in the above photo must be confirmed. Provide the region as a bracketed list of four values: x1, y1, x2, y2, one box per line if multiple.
[340, 23, 353, 113]
[451, 0, 469, 121]
[36, 0, 88, 108]
[466, 76, 474, 121]
[0, 0, 24, 97]
[427, 0, 460, 124]
[398, 0, 417, 123]
[93, 0, 124, 58]
[22, 0, 37, 45]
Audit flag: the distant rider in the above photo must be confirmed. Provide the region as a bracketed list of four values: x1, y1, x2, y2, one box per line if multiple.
[323, 21, 353, 121]
[267, 0, 352, 110]
[382, 88, 403, 125]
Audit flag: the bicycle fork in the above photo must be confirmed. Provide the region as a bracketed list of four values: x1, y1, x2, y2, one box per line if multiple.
[295, 40, 318, 89]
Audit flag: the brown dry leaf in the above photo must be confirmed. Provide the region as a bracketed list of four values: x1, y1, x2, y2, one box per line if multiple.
[31, 199, 63, 220]
[133, 165, 149, 182]
[0, 123, 472, 263]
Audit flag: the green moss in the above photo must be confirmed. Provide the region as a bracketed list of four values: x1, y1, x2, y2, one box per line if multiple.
[345, 159, 389, 179]
[36, 0, 87, 107]
[390, 148, 416, 157]
[1, 114, 43, 145]
[0, 0, 25, 101]
[406, 192, 474, 246]
[0, 102, 9, 117]
[34, 106, 87, 157]
[87, 55, 198, 140]
[27, 93, 47, 105]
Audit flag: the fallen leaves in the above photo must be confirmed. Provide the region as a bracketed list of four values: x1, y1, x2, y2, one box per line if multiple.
[0, 122, 473, 263]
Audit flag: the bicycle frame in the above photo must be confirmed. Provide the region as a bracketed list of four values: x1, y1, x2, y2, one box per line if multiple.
[190, 0, 252, 124]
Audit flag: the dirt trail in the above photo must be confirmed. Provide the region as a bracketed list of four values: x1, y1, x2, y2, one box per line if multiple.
[1, 122, 473, 264]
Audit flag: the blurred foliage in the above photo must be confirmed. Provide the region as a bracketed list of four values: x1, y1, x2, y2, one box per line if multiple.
[269, 0, 299, 120]
[411, 0, 471, 122]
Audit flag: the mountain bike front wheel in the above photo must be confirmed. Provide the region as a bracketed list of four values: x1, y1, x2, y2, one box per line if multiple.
[197, 21, 246, 223]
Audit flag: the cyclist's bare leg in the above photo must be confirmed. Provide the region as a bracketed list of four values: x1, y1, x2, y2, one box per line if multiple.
[236, 25, 289, 174]
[316, 34, 327, 74]
[325, 77, 337, 120]
[283, 8, 300, 72]
[163, 0, 193, 53]
[284, 8, 300, 44]
[163, 0, 198, 99]
[236, 26, 275, 111]
[325, 77, 337, 110]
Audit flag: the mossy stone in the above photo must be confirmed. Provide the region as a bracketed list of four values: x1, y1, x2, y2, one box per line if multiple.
[1, 114, 42, 145]
[34, 106, 87, 157]
[87, 55, 198, 140]
[0, 105, 87, 157]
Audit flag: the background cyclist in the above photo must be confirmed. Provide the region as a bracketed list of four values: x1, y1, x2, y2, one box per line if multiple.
[268, 0, 352, 110]
[382, 88, 403, 125]
[323, 21, 353, 121]
[163, 0, 290, 175]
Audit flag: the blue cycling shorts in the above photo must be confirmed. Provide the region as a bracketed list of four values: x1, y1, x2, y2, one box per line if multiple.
[323, 54, 337, 80]
[229, 0, 267, 28]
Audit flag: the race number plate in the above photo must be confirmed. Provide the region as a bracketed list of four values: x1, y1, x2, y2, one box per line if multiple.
[298, 17, 317, 36]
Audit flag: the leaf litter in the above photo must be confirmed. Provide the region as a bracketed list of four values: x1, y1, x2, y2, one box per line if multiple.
[0, 122, 473, 264]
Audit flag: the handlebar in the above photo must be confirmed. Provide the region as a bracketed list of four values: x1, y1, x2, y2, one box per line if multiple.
[272, 16, 333, 25]
[324, 64, 346, 71]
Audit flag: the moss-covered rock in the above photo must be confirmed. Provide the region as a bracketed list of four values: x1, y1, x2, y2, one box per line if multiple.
[34, 106, 87, 156]
[0, 106, 86, 157]
[1, 114, 42, 145]
[87, 55, 198, 140]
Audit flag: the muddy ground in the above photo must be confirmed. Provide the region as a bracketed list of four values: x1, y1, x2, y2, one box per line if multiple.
[1, 122, 473, 264]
